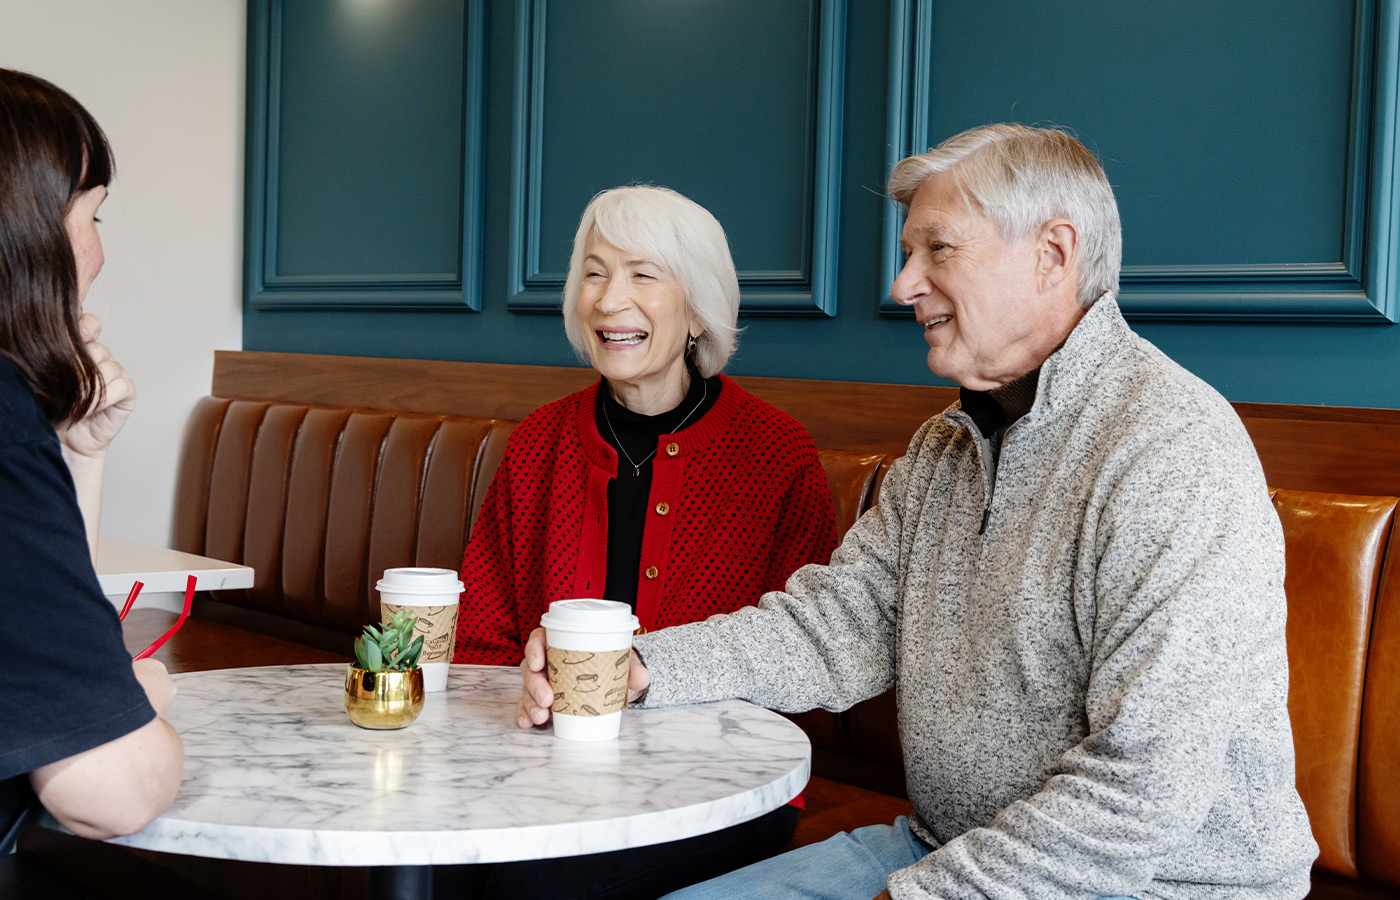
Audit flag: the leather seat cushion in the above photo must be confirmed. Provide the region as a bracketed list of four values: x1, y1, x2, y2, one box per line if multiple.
[786, 776, 913, 850]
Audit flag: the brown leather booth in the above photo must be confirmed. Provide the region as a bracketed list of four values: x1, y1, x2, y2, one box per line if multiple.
[97, 352, 1400, 899]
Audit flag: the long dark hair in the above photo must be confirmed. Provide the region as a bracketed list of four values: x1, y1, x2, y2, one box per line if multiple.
[0, 68, 113, 425]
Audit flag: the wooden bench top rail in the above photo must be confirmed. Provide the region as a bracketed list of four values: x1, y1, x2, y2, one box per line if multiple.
[212, 351, 1400, 495]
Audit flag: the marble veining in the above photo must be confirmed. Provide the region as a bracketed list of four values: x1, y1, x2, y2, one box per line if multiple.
[106, 664, 810, 866]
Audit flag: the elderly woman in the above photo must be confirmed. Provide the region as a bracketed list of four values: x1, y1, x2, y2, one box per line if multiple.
[0, 69, 183, 865]
[448, 185, 837, 899]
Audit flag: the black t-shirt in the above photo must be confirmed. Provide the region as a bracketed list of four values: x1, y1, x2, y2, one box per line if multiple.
[0, 356, 154, 854]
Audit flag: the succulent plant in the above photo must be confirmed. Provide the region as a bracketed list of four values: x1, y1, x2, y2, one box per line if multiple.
[353, 609, 424, 672]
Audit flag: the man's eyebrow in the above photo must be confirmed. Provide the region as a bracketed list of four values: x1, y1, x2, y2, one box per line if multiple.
[906, 221, 949, 238]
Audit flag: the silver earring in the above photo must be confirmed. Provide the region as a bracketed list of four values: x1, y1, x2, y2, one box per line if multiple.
[687, 335, 697, 353]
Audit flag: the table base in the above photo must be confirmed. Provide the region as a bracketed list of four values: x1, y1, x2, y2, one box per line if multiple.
[368, 864, 432, 900]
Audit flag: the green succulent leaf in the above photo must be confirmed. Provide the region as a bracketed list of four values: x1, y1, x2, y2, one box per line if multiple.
[363, 639, 383, 672]
[356, 610, 422, 671]
[404, 634, 425, 668]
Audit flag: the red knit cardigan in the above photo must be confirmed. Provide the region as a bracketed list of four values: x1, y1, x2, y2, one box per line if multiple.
[453, 375, 839, 666]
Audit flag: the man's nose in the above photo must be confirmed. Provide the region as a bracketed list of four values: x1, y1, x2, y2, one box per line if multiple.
[890, 261, 924, 306]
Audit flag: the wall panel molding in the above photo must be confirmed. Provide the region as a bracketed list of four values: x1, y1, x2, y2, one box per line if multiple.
[506, 0, 847, 316]
[245, 0, 487, 311]
[880, 0, 1400, 323]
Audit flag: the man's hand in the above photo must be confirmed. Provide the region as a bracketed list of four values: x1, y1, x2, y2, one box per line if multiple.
[515, 627, 652, 729]
[55, 314, 136, 460]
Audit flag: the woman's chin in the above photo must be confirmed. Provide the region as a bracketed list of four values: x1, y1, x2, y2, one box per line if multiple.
[593, 350, 666, 384]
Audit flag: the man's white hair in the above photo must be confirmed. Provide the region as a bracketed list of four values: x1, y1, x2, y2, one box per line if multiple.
[887, 124, 1122, 307]
[562, 185, 740, 377]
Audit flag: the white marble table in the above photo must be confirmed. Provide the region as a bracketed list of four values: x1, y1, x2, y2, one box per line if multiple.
[95, 536, 254, 610]
[108, 663, 810, 879]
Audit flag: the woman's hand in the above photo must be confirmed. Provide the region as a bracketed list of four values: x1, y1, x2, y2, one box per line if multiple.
[516, 628, 555, 728]
[56, 313, 134, 559]
[515, 627, 652, 729]
[132, 658, 178, 719]
[55, 313, 135, 460]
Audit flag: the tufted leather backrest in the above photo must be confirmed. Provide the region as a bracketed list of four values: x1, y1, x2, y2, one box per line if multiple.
[1358, 520, 1400, 891]
[175, 398, 889, 637]
[816, 448, 885, 536]
[1271, 489, 1398, 879]
[174, 398, 515, 633]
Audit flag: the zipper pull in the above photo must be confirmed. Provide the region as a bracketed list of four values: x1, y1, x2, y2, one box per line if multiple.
[978, 508, 990, 535]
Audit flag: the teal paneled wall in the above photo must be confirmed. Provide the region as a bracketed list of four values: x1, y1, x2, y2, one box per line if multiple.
[921, 0, 1355, 268]
[244, 0, 1400, 408]
[275, 1, 466, 279]
[506, 0, 845, 312]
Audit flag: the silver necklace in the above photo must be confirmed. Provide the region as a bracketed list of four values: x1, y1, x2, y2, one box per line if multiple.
[603, 380, 708, 477]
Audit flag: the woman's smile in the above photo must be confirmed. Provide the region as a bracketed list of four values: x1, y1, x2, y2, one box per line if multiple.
[597, 328, 649, 347]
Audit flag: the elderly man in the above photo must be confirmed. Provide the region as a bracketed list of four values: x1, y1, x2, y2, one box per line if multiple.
[519, 124, 1318, 900]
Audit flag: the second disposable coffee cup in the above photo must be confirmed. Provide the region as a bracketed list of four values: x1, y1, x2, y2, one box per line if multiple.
[376, 567, 464, 692]
[539, 599, 640, 741]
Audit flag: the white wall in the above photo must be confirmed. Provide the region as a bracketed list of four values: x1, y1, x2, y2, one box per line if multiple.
[0, 1, 246, 547]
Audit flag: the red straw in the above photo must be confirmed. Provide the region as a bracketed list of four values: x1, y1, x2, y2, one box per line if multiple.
[118, 580, 144, 621]
[133, 575, 196, 661]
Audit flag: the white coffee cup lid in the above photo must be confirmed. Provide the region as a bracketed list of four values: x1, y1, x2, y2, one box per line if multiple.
[540, 598, 640, 633]
[376, 567, 465, 595]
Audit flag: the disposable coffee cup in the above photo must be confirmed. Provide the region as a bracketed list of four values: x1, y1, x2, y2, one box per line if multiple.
[539, 599, 640, 741]
[376, 567, 464, 692]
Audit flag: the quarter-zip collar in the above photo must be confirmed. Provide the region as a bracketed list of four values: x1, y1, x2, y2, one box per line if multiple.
[957, 367, 1041, 441]
[941, 293, 1121, 535]
[944, 291, 1122, 435]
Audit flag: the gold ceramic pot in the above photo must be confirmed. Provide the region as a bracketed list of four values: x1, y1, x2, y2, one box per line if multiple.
[344, 666, 425, 729]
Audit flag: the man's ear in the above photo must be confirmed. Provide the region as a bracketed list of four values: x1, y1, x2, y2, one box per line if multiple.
[1036, 218, 1078, 294]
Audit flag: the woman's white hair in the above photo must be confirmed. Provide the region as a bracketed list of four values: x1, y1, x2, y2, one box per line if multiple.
[562, 185, 741, 378]
[887, 124, 1122, 308]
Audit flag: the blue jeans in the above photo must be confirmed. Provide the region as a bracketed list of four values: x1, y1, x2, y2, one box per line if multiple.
[660, 816, 1138, 900]
[659, 816, 930, 900]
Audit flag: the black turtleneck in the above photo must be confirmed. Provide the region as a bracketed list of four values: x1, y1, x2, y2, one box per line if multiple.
[594, 365, 720, 608]
[958, 367, 1041, 459]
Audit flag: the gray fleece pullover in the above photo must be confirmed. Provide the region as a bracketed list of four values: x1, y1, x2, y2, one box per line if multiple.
[635, 297, 1317, 900]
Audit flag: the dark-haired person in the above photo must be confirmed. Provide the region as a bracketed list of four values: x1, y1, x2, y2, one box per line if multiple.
[0, 69, 184, 866]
